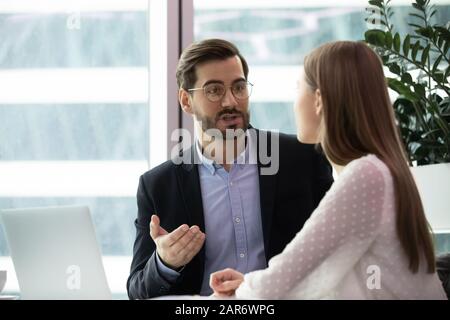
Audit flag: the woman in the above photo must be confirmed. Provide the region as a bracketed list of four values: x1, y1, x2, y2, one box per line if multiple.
[209, 41, 447, 299]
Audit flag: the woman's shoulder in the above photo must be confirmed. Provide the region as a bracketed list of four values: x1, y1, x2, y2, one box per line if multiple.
[344, 154, 390, 178]
[336, 154, 393, 193]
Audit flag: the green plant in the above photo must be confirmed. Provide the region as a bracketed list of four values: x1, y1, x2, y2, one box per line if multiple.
[364, 0, 450, 165]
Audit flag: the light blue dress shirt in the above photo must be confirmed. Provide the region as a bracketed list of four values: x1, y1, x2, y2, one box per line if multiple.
[155, 132, 267, 295]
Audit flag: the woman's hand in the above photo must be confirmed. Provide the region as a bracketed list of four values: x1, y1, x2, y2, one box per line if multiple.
[210, 268, 244, 297]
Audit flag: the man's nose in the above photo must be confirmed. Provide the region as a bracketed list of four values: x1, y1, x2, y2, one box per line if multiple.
[221, 87, 238, 108]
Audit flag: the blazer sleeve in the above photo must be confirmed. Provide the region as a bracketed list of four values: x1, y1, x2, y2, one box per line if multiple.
[126, 175, 177, 299]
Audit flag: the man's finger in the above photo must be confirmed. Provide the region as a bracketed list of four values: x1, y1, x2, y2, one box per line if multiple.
[170, 226, 199, 253]
[211, 269, 235, 282]
[159, 224, 168, 236]
[210, 275, 223, 292]
[214, 289, 236, 298]
[215, 279, 242, 292]
[164, 224, 190, 247]
[158, 231, 202, 269]
[180, 231, 205, 262]
[149, 215, 160, 240]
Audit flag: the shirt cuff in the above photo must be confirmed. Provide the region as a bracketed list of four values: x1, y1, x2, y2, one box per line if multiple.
[155, 253, 182, 283]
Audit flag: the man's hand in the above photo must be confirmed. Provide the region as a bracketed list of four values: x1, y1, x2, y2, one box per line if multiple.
[150, 214, 205, 270]
[210, 268, 244, 297]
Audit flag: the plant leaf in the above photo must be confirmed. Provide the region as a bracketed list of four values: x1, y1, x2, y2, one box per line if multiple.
[444, 41, 450, 55]
[368, 0, 383, 8]
[393, 32, 401, 52]
[438, 35, 444, 49]
[401, 72, 414, 84]
[413, 83, 426, 97]
[364, 29, 386, 47]
[389, 63, 401, 75]
[416, 27, 433, 38]
[387, 6, 393, 15]
[421, 44, 431, 65]
[434, 72, 445, 83]
[403, 34, 411, 57]
[430, 9, 437, 19]
[385, 31, 393, 49]
[435, 26, 450, 41]
[388, 78, 418, 101]
[412, 3, 423, 11]
[409, 23, 423, 29]
[412, 40, 421, 61]
[432, 55, 443, 74]
[416, 0, 426, 6]
[445, 66, 450, 78]
[432, 30, 438, 43]
[409, 12, 427, 23]
[422, 129, 441, 138]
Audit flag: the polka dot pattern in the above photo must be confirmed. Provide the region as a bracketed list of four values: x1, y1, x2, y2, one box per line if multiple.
[235, 155, 447, 300]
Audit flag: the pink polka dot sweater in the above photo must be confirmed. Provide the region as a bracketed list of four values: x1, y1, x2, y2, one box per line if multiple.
[235, 155, 447, 299]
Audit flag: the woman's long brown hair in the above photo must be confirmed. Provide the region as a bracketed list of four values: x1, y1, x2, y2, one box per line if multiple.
[303, 41, 435, 273]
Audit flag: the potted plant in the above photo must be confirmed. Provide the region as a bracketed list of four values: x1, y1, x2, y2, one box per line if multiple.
[364, 0, 450, 233]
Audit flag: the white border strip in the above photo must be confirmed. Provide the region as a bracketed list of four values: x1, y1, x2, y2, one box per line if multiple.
[0, 66, 403, 104]
[0, 66, 294, 104]
[249, 66, 298, 103]
[0, 161, 148, 197]
[195, 0, 450, 9]
[0, 68, 148, 104]
[0, 0, 147, 13]
[149, 0, 168, 169]
[148, 0, 185, 169]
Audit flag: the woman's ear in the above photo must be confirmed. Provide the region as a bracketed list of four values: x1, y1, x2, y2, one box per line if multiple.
[179, 89, 193, 115]
[315, 89, 323, 116]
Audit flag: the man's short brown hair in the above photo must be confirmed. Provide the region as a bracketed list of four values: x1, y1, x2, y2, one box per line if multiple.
[176, 39, 249, 90]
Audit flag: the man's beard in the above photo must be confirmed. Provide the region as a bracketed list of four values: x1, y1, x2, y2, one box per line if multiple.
[194, 108, 250, 140]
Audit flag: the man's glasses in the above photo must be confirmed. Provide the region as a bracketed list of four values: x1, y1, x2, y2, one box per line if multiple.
[188, 80, 253, 102]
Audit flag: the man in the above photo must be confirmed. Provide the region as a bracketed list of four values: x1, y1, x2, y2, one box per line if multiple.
[127, 39, 333, 299]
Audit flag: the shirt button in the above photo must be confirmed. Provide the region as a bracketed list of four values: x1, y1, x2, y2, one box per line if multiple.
[240, 253, 245, 258]
[230, 181, 233, 186]
[235, 217, 240, 223]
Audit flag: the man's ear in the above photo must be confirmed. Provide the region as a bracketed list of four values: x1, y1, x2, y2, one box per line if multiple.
[315, 89, 323, 116]
[179, 89, 193, 115]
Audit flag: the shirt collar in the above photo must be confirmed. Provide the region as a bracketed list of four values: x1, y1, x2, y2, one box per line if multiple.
[195, 130, 255, 175]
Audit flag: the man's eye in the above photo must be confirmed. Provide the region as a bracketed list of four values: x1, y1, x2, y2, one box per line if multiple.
[233, 83, 246, 92]
[206, 85, 223, 95]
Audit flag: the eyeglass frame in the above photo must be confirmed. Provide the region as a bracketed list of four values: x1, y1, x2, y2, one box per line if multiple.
[187, 80, 253, 102]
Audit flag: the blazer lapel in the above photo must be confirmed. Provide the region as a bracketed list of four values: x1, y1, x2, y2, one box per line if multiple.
[175, 146, 206, 291]
[176, 146, 205, 232]
[254, 129, 277, 258]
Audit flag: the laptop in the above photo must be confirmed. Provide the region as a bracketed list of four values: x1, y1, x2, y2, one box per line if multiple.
[0, 205, 112, 300]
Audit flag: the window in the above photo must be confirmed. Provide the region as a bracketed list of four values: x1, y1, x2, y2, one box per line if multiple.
[0, 0, 149, 298]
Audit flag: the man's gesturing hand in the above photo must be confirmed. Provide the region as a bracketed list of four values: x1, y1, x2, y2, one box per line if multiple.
[150, 214, 205, 270]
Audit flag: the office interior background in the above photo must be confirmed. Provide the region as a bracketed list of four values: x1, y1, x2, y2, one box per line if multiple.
[0, 0, 449, 298]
